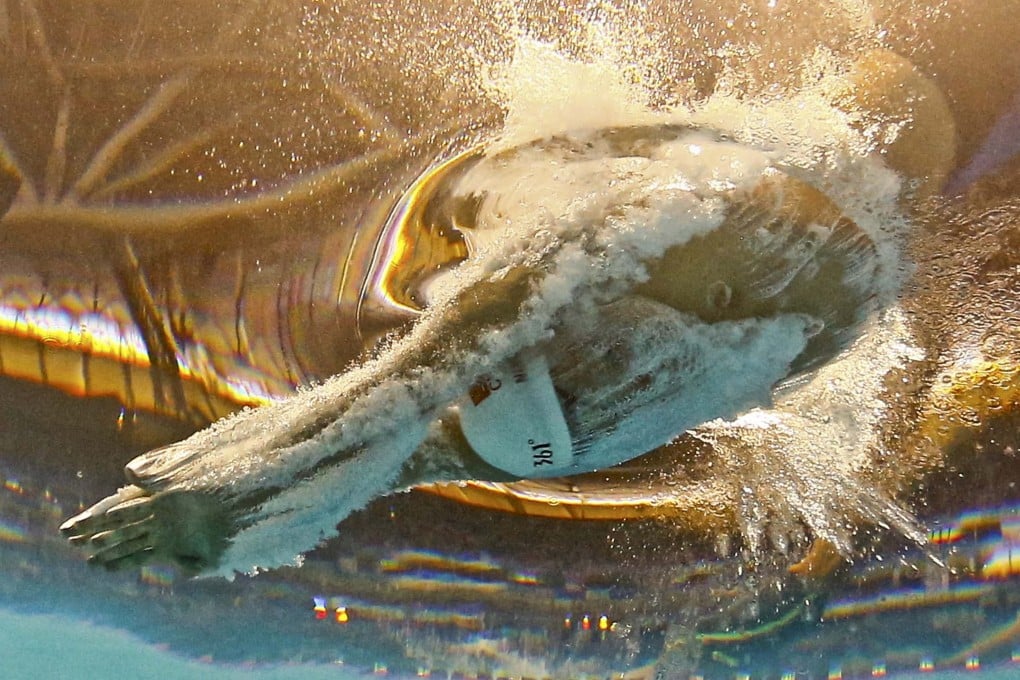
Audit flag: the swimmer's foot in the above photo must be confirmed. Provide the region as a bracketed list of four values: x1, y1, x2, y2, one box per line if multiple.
[60, 485, 232, 574]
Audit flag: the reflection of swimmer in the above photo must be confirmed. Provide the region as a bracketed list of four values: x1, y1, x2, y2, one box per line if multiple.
[0, 155, 19, 219]
[61, 123, 888, 576]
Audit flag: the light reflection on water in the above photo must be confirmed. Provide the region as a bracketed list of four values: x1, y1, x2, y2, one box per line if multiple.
[1, 1, 1020, 678]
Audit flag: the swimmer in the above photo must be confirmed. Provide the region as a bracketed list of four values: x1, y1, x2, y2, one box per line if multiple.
[61, 125, 882, 577]
[61, 38, 963, 577]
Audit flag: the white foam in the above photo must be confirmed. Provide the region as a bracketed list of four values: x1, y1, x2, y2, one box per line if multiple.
[448, 130, 773, 264]
[438, 34, 919, 553]
[696, 305, 927, 553]
[483, 41, 659, 153]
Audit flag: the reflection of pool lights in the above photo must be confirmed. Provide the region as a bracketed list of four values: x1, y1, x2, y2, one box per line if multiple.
[823, 583, 993, 620]
[313, 596, 328, 620]
[930, 505, 1020, 545]
[920, 657, 935, 671]
[0, 298, 283, 416]
[927, 503, 1020, 580]
[0, 520, 28, 543]
[562, 612, 617, 635]
[0, 302, 148, 366]
[311, 596, 493, 631]
[509, 572, 539, 585]
[378, 549, 503, 577]
[388, 574, 505, 594]
[983, 543, 1020, 578]
[139, 565, 175, 588]
[966, 655, 980, 670]
[368, 150, 472, 317]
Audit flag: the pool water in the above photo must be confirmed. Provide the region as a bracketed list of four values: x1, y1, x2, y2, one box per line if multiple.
[2, 1, 1020, 678]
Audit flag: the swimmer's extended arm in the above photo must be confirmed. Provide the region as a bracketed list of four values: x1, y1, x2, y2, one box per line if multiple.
[60, 415, 508, 575]
[58, 242, 584, 576]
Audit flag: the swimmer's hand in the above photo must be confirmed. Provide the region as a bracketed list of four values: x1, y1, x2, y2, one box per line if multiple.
[60, 485, 231, 574]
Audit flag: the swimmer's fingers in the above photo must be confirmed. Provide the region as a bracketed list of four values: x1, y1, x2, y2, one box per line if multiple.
[65, 506, 159, 570]
[94, 494, 156, 530]
[60, 485, 151, 539]
[100, 547, 158, 571]
[88, 527, 157, 570]
[88, 516, 153, 551]
[65, 512, 149, 547]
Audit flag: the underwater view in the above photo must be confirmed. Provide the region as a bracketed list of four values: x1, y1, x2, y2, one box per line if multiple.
[2, 0, 1020, 677]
